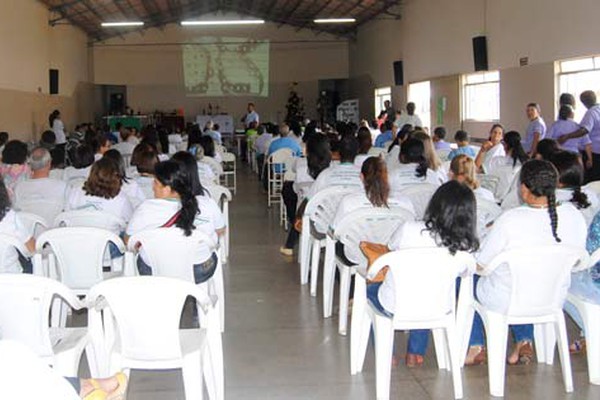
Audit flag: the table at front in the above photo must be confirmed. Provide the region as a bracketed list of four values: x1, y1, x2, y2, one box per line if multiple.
[195, 115, 235, 134]
[103, 115, 148, 131]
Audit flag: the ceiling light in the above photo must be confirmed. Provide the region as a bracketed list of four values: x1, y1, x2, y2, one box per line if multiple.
[101, 21, 144, 27]
[180, 20, 265, 26]
[314, 18, 356, 24]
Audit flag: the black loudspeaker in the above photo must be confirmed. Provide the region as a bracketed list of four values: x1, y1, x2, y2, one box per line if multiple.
[393, 61, 404, 86]
[472, 36, 488, 71]
[49, 69, 59, 95]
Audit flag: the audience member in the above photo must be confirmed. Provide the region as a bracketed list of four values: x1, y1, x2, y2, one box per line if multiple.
[548, 104, 592, 166]
[374, 120, 394, 148]
[0, 179, 34, 273]
[412, 131, 447, 185]
[447, 130, 476, 160]
[432, 127, 451, 151]
[354, 126, 373, 167]
[535, 138, 560, 161]
[474, 124, 505, 172]
[388, 138, 439, 190]
[395, 102, 423, 129]
[64, 144, 94, 182]
[0, 140, 31, 196]
[449, 155, 494, 202]
[103, 149, 146, 208]
[130, 144, 158, 198]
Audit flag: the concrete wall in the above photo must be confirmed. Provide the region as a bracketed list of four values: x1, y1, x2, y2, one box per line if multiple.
[349, 0, 600, 138]
[92, 23, 349, 126]
[0, 0, 92, 141]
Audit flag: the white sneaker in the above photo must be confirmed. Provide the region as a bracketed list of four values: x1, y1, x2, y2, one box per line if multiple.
[279, 246, 293, 256]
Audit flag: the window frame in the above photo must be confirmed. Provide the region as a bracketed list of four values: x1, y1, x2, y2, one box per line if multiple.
[461, 71, 500, 122]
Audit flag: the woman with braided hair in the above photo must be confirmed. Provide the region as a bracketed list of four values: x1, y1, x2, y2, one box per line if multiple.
[464, 160, 587, 365]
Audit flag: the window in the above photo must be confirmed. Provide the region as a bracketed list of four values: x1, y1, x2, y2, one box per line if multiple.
[374, 87, 392, 118]
[557, 56, 600, 121]
[462, 71, 500, 121]
[408, 81, 431, 131]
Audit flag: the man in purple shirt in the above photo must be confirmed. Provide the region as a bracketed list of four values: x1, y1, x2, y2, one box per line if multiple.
[432, 126, 452, 151]
[557, 90, 600, 181]
[522, 103, 546, 156]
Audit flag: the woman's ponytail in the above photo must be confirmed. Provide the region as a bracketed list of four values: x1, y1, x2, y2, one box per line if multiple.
[571, 186, 591, 210]
[177, 190, 199, 236]
[547, 193, 561, 243]
[362, 157, 390, 208]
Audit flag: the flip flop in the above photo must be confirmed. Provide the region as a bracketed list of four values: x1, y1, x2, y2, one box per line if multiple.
[106, 372, 128, 400]
[83, 380, 107, 400]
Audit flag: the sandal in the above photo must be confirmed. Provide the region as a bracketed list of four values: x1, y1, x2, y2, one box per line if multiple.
[106, 372, 128, 400]
[569, 339, 586, 354]
[83, 380, 107, 400]
[405, 353, 424, 368]
[508, 341, 534, 365]
[464, 345, 486, 366]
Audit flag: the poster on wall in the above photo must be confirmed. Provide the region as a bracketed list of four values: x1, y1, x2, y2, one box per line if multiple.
[336, 99, 360, 124]
[182, 37, 270, 97]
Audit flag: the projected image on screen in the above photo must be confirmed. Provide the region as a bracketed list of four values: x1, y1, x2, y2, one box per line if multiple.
[183, 37, 269, 97]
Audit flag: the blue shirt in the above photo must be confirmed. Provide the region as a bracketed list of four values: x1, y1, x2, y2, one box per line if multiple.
[447, 145, 477, 160]
[374, 131, 393, 148]
[523, 117, 546, 153]
[267, 137, 302, 173]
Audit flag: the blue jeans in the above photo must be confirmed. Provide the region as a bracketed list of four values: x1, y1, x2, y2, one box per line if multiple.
[137, 252, 218, 284]
[366, 282, 394, 318]
[469, 274, 533, 346]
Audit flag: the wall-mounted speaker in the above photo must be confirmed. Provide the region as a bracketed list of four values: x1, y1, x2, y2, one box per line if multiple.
[49, 69, 59, 95]
[472, 36, 488, 72]
[393, 61, 404, 86]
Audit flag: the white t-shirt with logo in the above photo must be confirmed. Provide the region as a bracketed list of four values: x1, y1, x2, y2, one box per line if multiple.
[14, 177, 67, 210]
[307, 163, 362, 198]
[66, 187, 134, 225]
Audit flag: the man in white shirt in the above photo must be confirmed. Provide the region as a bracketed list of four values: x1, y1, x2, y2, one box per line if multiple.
[395, 102, 423, 129]
[14, 147, 67, 223]
[243, 102, 260, 129]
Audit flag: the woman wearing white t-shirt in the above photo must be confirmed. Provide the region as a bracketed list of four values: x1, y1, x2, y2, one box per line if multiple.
[466, 160, 587, 365]
[66, 158, 134, 229]
[388, 138, 441, 192]
[363, 181, 480, 367]
[0, 179, 34, 273]
[413, 131, 448, 186]
[474, 124, 506, 173]
[103, 149, 146, 209]
[126, 160, 225, 283]
[49, 110, 66, 145]
[550, 150, 599, 225]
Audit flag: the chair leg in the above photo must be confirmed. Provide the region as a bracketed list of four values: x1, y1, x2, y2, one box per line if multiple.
[322, 238, 336, 318]
[483, 312, 508, 397]
[338, 266, 351, 335]
[432, 328, 449, 371]
[534, 323, 548, 364]
[544, 322, 557, 365]
[555, 312, 574, 393]
[373, 315, 394, 400]
[351, 276, 369, 374]
[299, 231, 310, 285]
[445, 324, 464, 399]
[584, 308, 600, 384]
[309, 240, 321, 297]
[182, 349, 204, 400]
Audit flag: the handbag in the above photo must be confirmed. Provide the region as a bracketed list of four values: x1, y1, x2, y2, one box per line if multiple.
[359, 241, 391, 283]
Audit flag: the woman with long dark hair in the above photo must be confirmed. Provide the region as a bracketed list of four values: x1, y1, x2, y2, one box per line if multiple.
[388, 138, 439, 191]
[466, 160, 587, 365]
[126, 160, 225, 283]
[102, 149, 146, 208]
[364, 181, 480, 367]
[487, 130, 529, 172]
[474, 123, 505, 172]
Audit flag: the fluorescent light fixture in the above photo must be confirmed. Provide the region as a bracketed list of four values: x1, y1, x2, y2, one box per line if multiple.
[101, 21, 144, 27]
[181, 20, 265, 26]
[314, 18, 356, 24]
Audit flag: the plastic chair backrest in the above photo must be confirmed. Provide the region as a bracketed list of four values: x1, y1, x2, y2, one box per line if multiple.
[127, 228, 216, 281]
[0, 233, 29, 273]
[54, 210, 126, 234]
[16, 212, 49, 239]
[269, 148, 294, 165]
[305, 186, 357, 235]
[16, 199, 63, 225]
[222, 152, 235, 163]
[203, 156, 224, 176]
[486, 245, 589, 317]
[398, 183, 438, 219]
[489, 164, 521, 201]
[88, 276, 207, 361]
[334, 207, 415, 266]
[204, 184, 232, 205]
[477, 174, 500, 197]
[36, 227, 125, 291]
[66, 177, 86, 191]
[476, 198, 502, 236]
[436, 149, 451, 161]
[373, 249, 475, 323]
[0, 274, 81, 357]
[584, 180, 600, 197]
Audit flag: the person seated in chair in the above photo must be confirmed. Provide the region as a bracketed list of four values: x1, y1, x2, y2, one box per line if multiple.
[0, 179, 34, 274]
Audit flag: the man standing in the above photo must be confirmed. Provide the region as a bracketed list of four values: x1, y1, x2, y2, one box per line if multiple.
[395, 102, 423, 129]
[557, 90, 600, 181]
[243, 103, 260, 129]
[522, 103, 546, 157]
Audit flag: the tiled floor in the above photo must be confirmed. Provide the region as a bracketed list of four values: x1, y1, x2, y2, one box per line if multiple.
[122, 166, 600, 399]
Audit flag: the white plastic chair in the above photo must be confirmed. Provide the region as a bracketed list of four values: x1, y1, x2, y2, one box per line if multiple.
[584, 180, 600, 198]
[54, 210, 127, 234]
[127, 228, 225, 333]
[355, 249, 476, 400]
[266, 148, 294, 208]
[566, 293, 600, 385]
[0, 274, 90, 377]
[476, 198, 502, 239]
[477, 174, 500, 199]
[298, 186, 355, 291]
[87, 276, 223, 400]
[367, 147, 387, 157]
[204, 185, 232, 263]
[16, 198, 64, 226]
[323, 207, 415, 334]
[397, 183, 438, 219]
[221, 152, 237, 195]
[16, 211, 49, 239]
[460, 245, 589, 397]
[0, 233, 32, 273]
[203, 156, 224, 180]
[488, 164, 521, 202]
[437, 148, 451, 161]
[33, 227, 126, 295]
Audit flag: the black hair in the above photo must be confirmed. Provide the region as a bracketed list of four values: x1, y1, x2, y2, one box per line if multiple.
[2, 140, 28, 164]
[339, 135, 359, 163]
[69, 144, 95, 169]
[306, 134, 332, 179]
[549, 151, 590, 210]
[454, 130, 470, 142]
[536, 139, 560, 161]
[399, 138, 428, 178]
[48, 110, 60, 127]
[187, 125, 202, 149]
[558, 104, 574, 121]
[199, 136, 216, 158]
[303, 121, 318, 143]
[433, 126, 446, 140]
[503, 131, 529, 167]
[154, 160, 199, 236]
[0, 178, 11, 222]
[382, 120, 394, 132]
[520, 160, 561, 242]
[0, 132, 9, 146]
[102, 149, 130, 183]
[171, 151, 206, 197]
[40, 130, 56, 146]
[423, 181, 479, 255]
[559, 93, 576, 108]
[357, 127, 372, 154]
